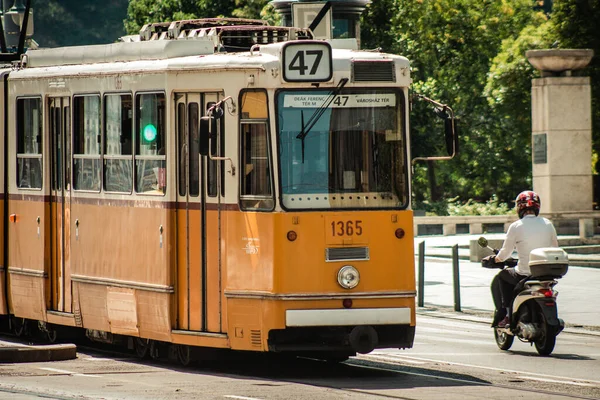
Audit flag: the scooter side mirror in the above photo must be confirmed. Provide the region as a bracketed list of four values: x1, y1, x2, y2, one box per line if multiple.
[477, 237, 488, 248]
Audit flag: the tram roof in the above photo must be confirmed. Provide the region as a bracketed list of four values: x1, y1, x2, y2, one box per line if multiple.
[13, 42, 408, 81]
[18, 18, 408, 72]
[21, 18, 313, 69]
[11, 43, 409, 79]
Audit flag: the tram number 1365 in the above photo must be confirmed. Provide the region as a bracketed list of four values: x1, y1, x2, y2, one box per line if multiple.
[331, 220, 363, 237]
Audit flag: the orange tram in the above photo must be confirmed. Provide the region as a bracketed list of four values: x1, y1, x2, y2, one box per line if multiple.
[0, 18, 455, 364]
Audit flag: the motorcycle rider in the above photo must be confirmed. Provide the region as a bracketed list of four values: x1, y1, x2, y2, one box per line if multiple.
[485, 190, 558, 328]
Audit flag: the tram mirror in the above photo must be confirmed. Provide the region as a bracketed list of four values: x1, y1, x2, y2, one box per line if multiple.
[199, 116, 210, 156]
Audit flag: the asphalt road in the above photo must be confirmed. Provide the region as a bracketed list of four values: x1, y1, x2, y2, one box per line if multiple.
[1, 315, 598, 400]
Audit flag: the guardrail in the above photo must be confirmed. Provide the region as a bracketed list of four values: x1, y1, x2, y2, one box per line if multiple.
[414, 212, 600, 238]
[417, 241, 462, 311]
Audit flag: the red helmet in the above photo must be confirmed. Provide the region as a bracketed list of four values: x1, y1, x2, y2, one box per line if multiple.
[516, 190, 540, 218]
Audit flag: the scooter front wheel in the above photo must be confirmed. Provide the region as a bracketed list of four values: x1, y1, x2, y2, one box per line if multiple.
[534, 312, 556, 356]
[494, 328, 514, 351]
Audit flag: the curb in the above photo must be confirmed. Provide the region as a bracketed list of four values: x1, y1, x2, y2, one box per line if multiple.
[417, 307, 600, 336]
[0, 344, 77, 363]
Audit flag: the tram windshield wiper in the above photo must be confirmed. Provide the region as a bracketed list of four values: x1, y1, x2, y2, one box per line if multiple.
[296, 78, 348, 141]
[296, 78, 349, 162]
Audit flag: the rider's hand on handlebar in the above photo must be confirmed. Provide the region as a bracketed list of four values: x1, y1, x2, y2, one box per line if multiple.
[482, 255, 496, 263]
[482, 254, 504, 269]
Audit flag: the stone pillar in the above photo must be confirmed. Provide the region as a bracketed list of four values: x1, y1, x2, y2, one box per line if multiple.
[526, 49, 594, 213]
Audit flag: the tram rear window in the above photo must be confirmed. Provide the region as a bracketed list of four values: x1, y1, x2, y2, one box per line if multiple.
[16, 97, 42, 189]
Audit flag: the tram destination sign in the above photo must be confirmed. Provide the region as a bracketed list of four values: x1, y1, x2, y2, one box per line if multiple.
[282, 42, 332, 82]
[283, 93, 396, 108]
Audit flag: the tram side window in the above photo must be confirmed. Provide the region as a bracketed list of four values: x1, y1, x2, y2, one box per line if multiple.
[239, 90, 273, 211]
[135, 93, 166, 195]
[16, 98, 42, 189]
[104, 94, 133, 193]
[73, 95, 101, 191]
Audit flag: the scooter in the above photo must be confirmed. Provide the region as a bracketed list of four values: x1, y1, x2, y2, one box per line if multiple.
[478, 237, 568, 356]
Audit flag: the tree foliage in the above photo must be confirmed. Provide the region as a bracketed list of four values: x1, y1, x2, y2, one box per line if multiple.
[361, 0, 554, 212]
[124, 0, 275, 34]
[30, 0, 128, 47]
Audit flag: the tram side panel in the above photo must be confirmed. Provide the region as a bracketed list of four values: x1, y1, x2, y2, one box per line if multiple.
[69, 198, 173, 342]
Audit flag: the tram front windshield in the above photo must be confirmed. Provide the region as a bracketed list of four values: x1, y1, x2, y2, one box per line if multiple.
[277, 89, 408, 210]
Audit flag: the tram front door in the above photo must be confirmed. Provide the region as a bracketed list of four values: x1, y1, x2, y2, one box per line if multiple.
[175, 92, 223, 333]
[49, 97, 71, 312]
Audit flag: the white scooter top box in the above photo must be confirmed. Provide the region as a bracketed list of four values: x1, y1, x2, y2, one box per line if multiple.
[528, 248, 569, 278]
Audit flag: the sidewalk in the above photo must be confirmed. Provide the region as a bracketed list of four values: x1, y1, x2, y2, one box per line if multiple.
[415, 233, 600, 267]
[414, 233, 600, 331]
[0, 337, 76, 363]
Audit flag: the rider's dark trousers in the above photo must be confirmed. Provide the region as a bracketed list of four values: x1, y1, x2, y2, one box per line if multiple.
[491, 267, 527, 311]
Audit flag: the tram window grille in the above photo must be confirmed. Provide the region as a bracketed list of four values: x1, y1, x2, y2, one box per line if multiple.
[16, 97, 43, 189]
[326, 247, 370, 262]
[352, 61, 396, 82]
[104, 94, 133, 193]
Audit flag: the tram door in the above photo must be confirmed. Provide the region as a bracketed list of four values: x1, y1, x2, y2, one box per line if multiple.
[175, 93, 222, 332]
[49, 97, 71, 312]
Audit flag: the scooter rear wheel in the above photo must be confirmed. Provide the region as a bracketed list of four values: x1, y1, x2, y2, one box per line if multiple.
[494, 328, 514, 351]
[534, 311, 556, 356]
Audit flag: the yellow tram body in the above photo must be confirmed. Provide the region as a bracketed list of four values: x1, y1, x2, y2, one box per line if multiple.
[0, 19, 428, 359]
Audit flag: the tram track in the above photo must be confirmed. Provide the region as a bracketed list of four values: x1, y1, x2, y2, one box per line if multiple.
[79, 341, 600, 400]
[1, 330, 599, 400]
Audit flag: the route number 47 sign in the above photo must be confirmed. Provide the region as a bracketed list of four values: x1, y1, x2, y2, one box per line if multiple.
[282, 42, 332, 82]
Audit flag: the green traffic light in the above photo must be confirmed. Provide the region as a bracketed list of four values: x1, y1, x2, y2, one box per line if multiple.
[142, 124, 157, 143]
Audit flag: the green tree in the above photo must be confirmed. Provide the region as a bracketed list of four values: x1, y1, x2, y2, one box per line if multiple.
[361, 0, 396, 52]
[484, 22, 556, 200]
[362, 0, 550, 211]
[32, 0, 128, 47]
[124, 0, 272, 34]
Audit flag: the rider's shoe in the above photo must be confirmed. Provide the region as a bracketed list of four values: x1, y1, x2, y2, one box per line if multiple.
[497, 316, 510, 328]
[491, 309, 507, 327]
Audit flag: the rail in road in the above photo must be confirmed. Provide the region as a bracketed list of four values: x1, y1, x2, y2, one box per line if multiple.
[1, 314, 599, 399]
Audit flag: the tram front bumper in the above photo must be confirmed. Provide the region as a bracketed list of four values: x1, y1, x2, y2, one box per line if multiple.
[267, 307, 415, 354]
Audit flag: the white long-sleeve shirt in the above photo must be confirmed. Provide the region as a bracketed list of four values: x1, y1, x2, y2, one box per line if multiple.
[496, 215, 559, 275]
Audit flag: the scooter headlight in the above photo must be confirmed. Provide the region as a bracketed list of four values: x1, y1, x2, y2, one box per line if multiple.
[337, 265, 360, 289]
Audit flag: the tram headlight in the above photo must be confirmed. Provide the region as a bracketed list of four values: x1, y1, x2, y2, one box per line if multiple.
[337, 265, 360, 289]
